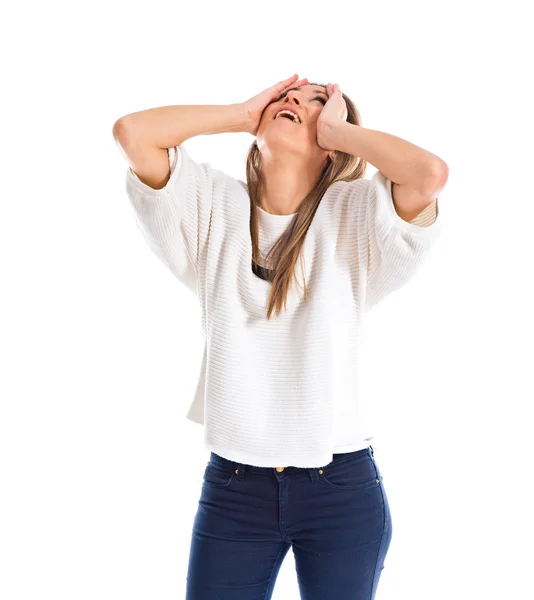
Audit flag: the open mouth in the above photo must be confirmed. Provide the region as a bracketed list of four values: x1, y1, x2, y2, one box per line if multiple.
[274, 109, 301, 124]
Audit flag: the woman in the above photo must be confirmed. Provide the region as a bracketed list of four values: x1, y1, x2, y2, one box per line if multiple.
[113, 74, 447, 599]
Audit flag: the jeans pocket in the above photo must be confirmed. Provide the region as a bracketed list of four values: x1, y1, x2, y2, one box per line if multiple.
[320, 451, 381, 490]
[203, 462, 236, 488]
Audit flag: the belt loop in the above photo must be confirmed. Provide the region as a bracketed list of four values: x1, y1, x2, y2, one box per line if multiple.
[307, 467, 320, 482]
[236, 462, 246, 481]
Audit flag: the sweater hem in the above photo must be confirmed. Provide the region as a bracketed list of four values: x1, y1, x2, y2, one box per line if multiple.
[372, 170, 443, 237]
[332, 439, 373, 453]
[125, 145, 183, 196]
[204, 439, 373, 469]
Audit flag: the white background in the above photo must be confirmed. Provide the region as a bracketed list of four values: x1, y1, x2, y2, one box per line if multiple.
[2, 0, 533, 598]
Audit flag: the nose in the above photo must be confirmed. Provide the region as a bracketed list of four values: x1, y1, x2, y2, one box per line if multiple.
[284, 90, 301, 106]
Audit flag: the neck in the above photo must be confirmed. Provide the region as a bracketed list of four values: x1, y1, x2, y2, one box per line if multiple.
[258, 154, 325, 215]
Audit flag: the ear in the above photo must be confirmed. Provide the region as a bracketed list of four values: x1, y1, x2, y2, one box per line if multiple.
[328, 150, 335, 160]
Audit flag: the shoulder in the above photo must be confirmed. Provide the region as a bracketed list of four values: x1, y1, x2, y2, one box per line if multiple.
[323, 177, 372, 206]
[320, 177, 372, 224]
[173, 145, 249, 206]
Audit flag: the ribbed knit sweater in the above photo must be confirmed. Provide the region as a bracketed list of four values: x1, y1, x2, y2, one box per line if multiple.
[125, 144, 442, 468]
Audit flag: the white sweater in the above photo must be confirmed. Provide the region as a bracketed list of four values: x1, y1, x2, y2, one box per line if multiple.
[125, 144, 442, 468]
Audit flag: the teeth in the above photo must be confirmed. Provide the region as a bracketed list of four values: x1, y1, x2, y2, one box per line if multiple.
[275, 109, 301, 124]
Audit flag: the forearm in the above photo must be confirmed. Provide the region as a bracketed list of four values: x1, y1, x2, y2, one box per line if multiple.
[327, 121, 447, 185]
[114, 103, 249, 149]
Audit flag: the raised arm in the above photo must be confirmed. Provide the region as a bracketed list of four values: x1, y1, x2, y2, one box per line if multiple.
[112, 103, 249, 190]
[112, 74, 309, 190]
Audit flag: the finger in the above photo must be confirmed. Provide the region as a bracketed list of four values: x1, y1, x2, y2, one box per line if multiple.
[275, 74, 298, 91]
[283, 74, 298, 83]
[276, 77, 308, 101]
[281, 77, 308, 93]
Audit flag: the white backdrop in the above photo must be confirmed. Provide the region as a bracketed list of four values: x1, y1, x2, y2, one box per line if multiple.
[2, 0, 533, 598]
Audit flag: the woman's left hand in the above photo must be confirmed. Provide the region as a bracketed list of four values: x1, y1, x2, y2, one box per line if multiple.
[317, 83, 348, 151]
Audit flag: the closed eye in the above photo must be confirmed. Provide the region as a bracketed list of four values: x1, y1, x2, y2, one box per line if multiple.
[273, 93, 327, 105]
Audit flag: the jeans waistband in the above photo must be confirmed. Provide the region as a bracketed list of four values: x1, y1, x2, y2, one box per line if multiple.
[208, 445, 374, 481]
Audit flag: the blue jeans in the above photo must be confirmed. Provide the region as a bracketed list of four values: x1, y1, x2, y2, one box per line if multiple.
[186, 446, 393, 599]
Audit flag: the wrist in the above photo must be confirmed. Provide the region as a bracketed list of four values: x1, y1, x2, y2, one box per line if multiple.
[228, 102, 254, 134]
[322, 119, 351, 152]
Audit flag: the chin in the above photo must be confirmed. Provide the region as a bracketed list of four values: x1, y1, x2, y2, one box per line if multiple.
[259, 134, 307, 157]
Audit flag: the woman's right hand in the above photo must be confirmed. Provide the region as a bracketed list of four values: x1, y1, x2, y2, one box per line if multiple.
[240, 74, 309, 136]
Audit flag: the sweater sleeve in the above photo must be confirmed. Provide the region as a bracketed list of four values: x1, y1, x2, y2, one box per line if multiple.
[125, 145, 214, 296]
[363, 170, 443, 314]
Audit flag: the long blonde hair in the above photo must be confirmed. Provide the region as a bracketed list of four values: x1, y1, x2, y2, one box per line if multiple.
[246, 83, 367, 319]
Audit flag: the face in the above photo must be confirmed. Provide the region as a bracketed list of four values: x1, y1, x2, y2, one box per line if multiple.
[255, 84, 332, 162]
